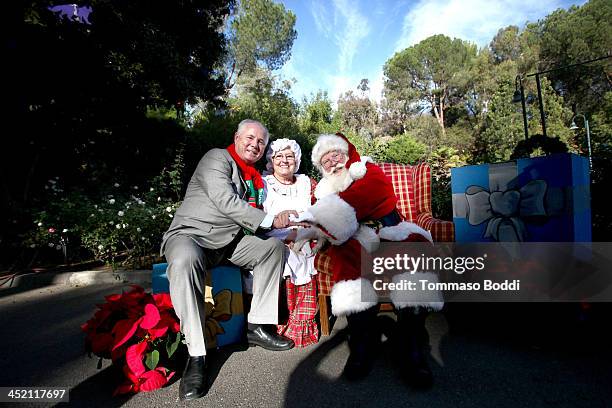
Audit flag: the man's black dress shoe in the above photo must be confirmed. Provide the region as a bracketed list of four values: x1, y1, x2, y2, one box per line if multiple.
[247, 324, 294, 351]
[179, 356, 208, 400]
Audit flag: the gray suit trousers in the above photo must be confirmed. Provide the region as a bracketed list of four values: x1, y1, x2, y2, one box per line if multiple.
[164, 233, 285, 356]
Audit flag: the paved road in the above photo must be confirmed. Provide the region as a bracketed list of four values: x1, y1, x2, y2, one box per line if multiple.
[0, 282, 611, 408]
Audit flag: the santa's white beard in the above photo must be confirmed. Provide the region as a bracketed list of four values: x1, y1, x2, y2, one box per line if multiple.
[321, 162, 352, 194]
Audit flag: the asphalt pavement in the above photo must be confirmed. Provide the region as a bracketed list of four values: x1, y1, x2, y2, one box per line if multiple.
[0, 271, 611, 408]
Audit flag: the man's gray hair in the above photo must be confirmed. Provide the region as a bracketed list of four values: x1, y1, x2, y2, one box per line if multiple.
[236, 119, 269, 143]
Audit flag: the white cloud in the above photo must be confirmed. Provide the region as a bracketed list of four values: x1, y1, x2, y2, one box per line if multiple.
[332, 0, 371, 73]
[395, 0, 566, 51]
[310, 0, 333, 38]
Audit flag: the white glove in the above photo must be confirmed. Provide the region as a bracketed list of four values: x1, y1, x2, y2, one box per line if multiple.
[292, 226, 328, 254]
[289, 210, 314, 223]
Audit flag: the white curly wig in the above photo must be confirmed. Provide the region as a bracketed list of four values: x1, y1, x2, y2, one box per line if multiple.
[265, 138, 302, 173]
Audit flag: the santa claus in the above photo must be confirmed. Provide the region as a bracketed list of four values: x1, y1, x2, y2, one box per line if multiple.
[293, 133, 443, 387]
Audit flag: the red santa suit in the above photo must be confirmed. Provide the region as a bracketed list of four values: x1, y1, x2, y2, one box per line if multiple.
[295, 133, 443, 316]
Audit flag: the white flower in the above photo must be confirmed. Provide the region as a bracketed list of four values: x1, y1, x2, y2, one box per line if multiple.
[114, 183, 120, 187]
[166, 206, 172, 212]
[37, 222, 43, 227]
[62, 228, 68, 233]
[136, 227, 141, 232]
[141, 237, 146, 241]
[30, 244, 36, 248]
[109, 221, 114, 225]
[118, 211, 125, 217]
[133, 186, 138, 190]
[157, 197, 161, 201]
[109, 198, 116, 204]
[116, 224, 121, 229]
[94, 204, 98, 209]
[98, 244, 103, 250]
[168, 213, 173, 218]
[150, 187, 154, 192]
[48, 243, 54, 247]
[152, 215, 156, 219]
[122, 223, 127, 229]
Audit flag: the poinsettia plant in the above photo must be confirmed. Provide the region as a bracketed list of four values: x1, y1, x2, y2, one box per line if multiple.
[81, 285, 185, 395]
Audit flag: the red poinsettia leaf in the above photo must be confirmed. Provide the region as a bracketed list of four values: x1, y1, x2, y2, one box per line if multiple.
[113, 382, 134, 396]
[147, 325, 168, 340]
[153, 293, 173, 310]
[140, 304, 161, 330]
[111, 344, 127, 363]
[90, 332, 114, 355]
[158, 313, 181, 333]
[139, 369, 168, 392]
[105, 293, 122, 302]
[123, 363, 139, 384]
[112, 318, 143, 351]
[126, 341, 148, 377]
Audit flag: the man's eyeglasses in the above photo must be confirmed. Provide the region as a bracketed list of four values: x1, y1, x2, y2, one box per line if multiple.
[321, 152, 344, 169]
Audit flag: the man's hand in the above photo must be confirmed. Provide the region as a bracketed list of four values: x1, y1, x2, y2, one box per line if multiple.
[273, 210, 299, 229]
[284, 229, 298, 243]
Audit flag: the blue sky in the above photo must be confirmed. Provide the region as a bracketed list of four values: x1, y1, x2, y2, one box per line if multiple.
[277, 0, 587, 105]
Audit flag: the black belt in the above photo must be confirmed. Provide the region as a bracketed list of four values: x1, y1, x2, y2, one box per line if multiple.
[363, 209, 402, 230]
[378, 209, 402, 227]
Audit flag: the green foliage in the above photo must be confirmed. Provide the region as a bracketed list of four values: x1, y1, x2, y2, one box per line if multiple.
[428, 147, 469, 219]
[537, 0, 612, 113]
[226, 0, 297, 89]
[299, 91, 338, 135]
[510, 135, 569, 159]
[378, 133, 427, 165]
[337, 89, 379, 138]
[23, 150, 185, 269]
[6, 1, 232, 268]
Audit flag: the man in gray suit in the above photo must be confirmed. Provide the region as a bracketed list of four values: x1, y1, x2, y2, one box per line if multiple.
[161, 119, 297, 400]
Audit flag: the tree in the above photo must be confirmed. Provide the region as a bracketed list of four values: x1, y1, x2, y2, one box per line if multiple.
[536, 0, 612, 113]
[225, 0, 297, 91]
[299, 91, 337, 135]
[383, 34, 477, 135]
[4, 0, 233, 262]
[490, 25, 522, 63]
[337, 83, 379, 139]
[230, 67, 300, 140]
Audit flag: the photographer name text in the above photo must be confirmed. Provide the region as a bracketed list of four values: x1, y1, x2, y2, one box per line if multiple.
[373, 279, 521, 292]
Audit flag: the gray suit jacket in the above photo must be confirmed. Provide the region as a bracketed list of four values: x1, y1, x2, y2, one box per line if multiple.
[161, 148, 266, 254]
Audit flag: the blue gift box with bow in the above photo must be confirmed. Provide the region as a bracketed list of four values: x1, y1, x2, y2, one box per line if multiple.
[451, 153, 591, 242]
[152, 263, 245, 348]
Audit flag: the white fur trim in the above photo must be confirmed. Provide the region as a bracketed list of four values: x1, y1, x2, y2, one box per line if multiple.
[352, 225, 380, 253]
[348, 156, 372, 181]
[330, 278, 378, 316]
[379, 221, 433, 243]
[389, 272, 444, 311]
[311, 134, 349, 171]
[308, 194, 358, 244]
[314, 170, 353, 198]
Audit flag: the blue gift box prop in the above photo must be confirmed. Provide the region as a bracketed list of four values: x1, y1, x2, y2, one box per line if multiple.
[451, 153, 591, 242]
[152, 263, 244, 348]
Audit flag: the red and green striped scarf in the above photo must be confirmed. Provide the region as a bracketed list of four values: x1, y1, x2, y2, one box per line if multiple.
[227, 144, 264, 233]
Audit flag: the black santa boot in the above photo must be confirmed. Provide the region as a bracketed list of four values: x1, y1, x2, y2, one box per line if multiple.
[343, 306, 379, 381]
[396, 307, 433, 389]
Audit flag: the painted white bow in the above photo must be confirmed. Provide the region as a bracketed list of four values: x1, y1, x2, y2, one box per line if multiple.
[465, 179, 547, 241]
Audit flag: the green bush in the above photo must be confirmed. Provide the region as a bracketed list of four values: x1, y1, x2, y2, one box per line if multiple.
[23, 149, 185, 269]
